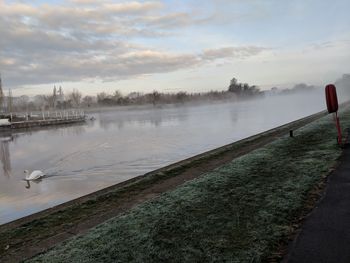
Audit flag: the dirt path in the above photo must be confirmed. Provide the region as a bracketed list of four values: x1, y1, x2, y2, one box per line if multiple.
[0, 111, 327, 262]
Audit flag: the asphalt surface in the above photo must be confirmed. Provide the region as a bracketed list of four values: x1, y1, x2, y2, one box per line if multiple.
[285, 145, 350, 263]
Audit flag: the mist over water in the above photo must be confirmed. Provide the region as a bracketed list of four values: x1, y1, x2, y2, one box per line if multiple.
[0, 90, 334, 224]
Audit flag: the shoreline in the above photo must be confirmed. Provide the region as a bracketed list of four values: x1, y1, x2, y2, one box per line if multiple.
[0, 108, 329, 262]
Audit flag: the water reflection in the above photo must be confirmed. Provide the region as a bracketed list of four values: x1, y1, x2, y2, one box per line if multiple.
[46, 124, 86, 136]
[0, 137, 12, 177]
[97, 106, 189, 131]
[24, 179, 42, 189]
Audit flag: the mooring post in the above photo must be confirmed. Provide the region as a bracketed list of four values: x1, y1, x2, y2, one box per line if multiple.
[290, 130, 294, 137]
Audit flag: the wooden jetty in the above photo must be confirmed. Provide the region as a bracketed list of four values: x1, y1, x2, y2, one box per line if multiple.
[0, 110, 86, 131]
[10, 117, 85, 129]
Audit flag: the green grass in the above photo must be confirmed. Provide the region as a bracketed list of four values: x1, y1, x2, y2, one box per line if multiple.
[28, 109, 350, 262]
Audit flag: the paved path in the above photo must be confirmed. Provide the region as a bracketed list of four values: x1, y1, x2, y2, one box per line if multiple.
[285, 146, 350, 263]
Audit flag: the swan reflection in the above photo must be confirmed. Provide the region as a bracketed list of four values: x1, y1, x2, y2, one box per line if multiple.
[24, 179, 42, 189]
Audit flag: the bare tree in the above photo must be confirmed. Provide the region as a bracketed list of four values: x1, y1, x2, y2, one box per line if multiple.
[40, 95, 54, 110]
[176, 92, 187, 104]
[82, 95, 94, 107]
[97, 92, 108, 103]
[68, 89, 82, 108]
[113, 90, 122, 100]
[150, 90, 161, 106]
[14, 95, 30, 111]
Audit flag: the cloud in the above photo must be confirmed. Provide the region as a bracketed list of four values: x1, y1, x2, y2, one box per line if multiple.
[0, 1, 266, 88]
[1, 44, 265, 87]
[102, 1, 163, 14]
[201, 46, 266, 60]
[138, 13, 194, 29]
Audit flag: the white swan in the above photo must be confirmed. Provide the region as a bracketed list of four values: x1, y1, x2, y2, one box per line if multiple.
[24, 170, 45, 181]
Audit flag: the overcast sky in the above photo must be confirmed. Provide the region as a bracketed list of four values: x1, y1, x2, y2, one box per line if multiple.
[1, 0, 349, 96]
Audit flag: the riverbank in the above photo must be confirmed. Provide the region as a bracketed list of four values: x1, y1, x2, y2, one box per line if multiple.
[0, 107, 348, 262]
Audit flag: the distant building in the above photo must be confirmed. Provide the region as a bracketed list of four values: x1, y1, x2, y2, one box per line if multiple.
[55, 86, 65, 109]
[57, 86, 64, 103]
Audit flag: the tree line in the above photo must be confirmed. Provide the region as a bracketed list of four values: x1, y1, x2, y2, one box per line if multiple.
[3, 74, 333, 112]
[0, 77, 264, 112]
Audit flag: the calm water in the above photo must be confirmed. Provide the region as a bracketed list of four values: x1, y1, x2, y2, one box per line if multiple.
[0, 93, 327, 224]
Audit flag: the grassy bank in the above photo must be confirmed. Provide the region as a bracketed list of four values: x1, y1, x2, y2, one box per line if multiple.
[1, 110, 324, 262]
[27, 108, 350, 262]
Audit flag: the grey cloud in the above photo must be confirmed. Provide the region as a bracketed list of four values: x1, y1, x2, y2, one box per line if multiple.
[138, 13, 193, 29]
[102, 2, 163, 14]
[201, 46, 267, 60]
[1, 46, 265, 87]
[0, 1, 266, 88]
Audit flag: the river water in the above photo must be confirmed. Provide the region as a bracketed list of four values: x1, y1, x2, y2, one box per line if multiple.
[0, 92, 327, 224]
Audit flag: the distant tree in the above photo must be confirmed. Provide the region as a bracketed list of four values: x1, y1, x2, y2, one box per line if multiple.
[228, 77, 242, 96]
[68, 89, 82, 107]
[32, 95, 52, 110]
[27, 101, 37, 111]
[228, 77, 261, 98]
[113, 90, 122, 100]
[97, 92, 109, 104]
[82, 96, 95, 107]
[127, 92, 143, 104]
[335, 74, 350, 97]
[176, 92, 187, 104]
[150, 90, 161, 106]
[113, 90, 125, 105]
[15, 95, 30, 111]
[293, 83, 315, 92]
[280, 83, 316, 95]
[43, 95, 54, 110]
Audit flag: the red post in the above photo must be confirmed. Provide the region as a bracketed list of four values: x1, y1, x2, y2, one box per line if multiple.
[325, 84, 342, 145]
[335, 112, 342, 145]
[325, 84, 338, 113]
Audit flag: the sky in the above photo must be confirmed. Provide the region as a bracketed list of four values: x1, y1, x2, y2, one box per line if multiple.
[0, 0, 349, 96]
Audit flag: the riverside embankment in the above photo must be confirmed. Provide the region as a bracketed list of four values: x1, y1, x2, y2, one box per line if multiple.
[1, 105, 349, 262]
